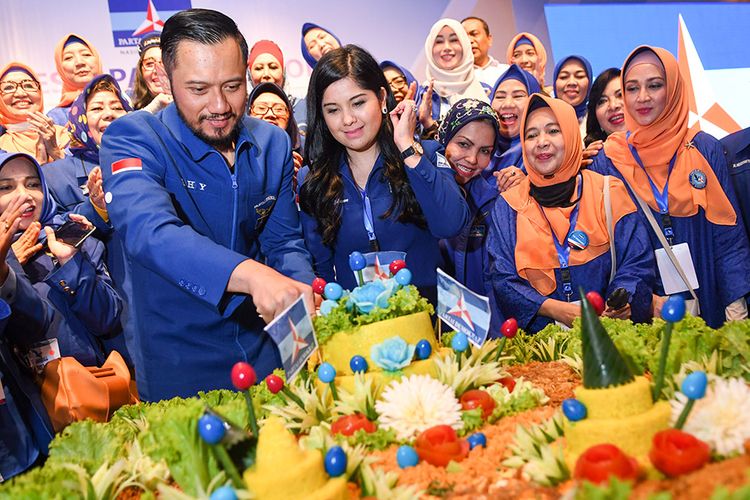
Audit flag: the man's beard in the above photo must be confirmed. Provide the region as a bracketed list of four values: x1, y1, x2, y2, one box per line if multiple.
[174, 95, 244, 152]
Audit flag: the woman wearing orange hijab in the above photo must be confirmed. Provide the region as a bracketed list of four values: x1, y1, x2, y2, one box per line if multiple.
[0, 63, 69, 163]
[47, 34, 102, 126]
[486, 94, 655, 333]
[591, 46, 750, 328]
[506, 33, 552, 94]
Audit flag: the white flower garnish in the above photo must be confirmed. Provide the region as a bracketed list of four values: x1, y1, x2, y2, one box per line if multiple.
[375, 374, 463, 441]
[670, 376, 750, 457]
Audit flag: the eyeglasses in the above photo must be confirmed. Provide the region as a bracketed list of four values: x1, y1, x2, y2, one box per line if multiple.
[141, 58, 162, 72]
[0, 80, 40, 95]
[387, 76, 408, 91]
[251, 103, 289, 118]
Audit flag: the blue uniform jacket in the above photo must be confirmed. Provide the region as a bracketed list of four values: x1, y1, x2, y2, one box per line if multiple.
[100, 106, 315, 401]
[298, 141, 470, 301]
[5, 231, 122, 367]
[486, 183, 656, 334]
[440, 172, 503, 334]
[721, 127, 750, 239]
[0, 304, 54, 481]
[590, 132, 750, 328]
[42, 154, 133, 366]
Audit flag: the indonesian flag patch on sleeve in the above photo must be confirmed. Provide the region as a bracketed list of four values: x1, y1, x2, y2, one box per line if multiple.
[111, 158, 143, 175]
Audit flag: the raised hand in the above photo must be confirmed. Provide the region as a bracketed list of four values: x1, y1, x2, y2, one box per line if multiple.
[493, 166, 525, 193]
[389, 99, 418, 154]
[0, 194, 33, 282]
[27, 110, 63, 162]
[86, 167, 106, 211]
[11, 221, 42, 264]
[417, 79, 436, 131]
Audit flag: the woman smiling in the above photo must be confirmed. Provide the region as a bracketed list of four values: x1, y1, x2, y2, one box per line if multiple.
[486, 94, 655, 333]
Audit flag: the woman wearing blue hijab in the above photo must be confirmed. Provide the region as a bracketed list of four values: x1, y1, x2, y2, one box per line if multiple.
[553, 55, 593, 135]
[0, 151, 122, 369]
[488, 64, 541, 193]
[301, 22, 342, 69]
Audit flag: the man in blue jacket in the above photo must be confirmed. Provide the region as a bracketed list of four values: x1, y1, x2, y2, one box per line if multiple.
[100, 9, 315, 402]
[722, 127, 750, 238]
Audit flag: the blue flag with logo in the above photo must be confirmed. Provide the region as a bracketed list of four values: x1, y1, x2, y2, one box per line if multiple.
[436, 268, 491, 347]
[264, 296, 318, 381]
[355, 251, 407, 285]
[108, 0, 191, 47]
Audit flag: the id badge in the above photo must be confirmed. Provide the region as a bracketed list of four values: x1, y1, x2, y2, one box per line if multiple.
[555, 300, 581, 330]
[655, 242, 700, 295]
[26, 338, 61, 373]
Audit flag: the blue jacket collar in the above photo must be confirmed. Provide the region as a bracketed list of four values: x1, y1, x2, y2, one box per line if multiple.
[160, 104, 254, 162]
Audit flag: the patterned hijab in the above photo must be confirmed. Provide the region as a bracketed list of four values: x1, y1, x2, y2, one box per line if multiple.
[67, 74, 132, 164]
[437, 98, 499, 149]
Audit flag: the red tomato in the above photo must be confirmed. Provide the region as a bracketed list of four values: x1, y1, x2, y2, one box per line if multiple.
[574, 443, 640, 485]
[330, 413, 377, 437]
[585, 291, 605, 316]
[459, 389, 496, 419]
[496, 376, 516, 393]
[649, 429, 710, 477]
[414, 425, 470, 467]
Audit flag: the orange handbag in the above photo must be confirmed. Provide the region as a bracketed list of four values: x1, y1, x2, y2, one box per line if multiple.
[40, 350, 139, 432]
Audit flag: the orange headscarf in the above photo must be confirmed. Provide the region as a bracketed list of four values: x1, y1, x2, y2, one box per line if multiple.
[603, 46, 735, 225]
[0, 63, 69, 157]
[502, 94, 636, 295]
[54, 33, 103, 108]
[506, 32, 547, 86]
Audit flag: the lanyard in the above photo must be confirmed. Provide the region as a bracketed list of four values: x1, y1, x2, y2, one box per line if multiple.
[626, 132, 677, 243]
[538, 174, 583, 301]
[358, 186, 380, 252]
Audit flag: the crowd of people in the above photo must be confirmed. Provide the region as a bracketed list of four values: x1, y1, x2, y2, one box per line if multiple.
[0, 7, 748, 481]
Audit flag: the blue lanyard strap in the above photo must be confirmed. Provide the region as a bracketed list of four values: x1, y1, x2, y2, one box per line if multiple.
[626, 132, 677, 242]
[358, 186, 380, 252]
[538, 174, 583, 300]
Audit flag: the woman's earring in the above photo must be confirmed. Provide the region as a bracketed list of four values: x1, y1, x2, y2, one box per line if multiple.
[382, 105, 388, 114]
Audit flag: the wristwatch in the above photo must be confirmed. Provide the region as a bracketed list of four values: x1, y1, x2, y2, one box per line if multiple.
[399, 141, 424, 161]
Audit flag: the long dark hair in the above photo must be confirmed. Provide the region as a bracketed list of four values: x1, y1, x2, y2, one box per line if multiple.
[584, 67, 620, 145]
[299, 44, 426, 246]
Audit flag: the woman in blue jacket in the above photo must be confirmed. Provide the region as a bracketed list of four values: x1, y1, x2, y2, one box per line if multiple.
[590, 46, 750, 327]
[488, 65, 540, 193]
[298, 45, 469, 302]
[0, 295, 54, 480]
[487, 94, 655, 333]
[436, 98, 504, 333]
[0, 151, 122, 368]
[43, 74, 131, 234]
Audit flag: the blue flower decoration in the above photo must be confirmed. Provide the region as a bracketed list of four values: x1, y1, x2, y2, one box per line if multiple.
[347, 279, 397, 314]
[370, 336, 416, 372]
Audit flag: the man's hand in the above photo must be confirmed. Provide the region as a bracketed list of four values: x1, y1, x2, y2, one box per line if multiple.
[228, 259, 314, 324]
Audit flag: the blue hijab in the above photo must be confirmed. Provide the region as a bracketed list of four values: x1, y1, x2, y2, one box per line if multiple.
[300, 23, 342, 69]
[379, 60, 419, 89]
[490, 64, 541, 154]
[553, 55, 593, 120]
[0, 152, 57, 229]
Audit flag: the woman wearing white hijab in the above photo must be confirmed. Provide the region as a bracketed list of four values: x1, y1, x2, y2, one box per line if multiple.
[416, 18, 489, 138]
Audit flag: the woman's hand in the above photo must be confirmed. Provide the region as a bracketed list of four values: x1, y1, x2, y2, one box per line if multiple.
[143, 93, 173, 114]
[0, 194, 33, 283]
[45, 215, 92, 267]
[493, 166, 525, 193]
[581, 140, 603, 168]
[539, 298, 581, 327]
[292, 151, 303, 194]
[27, 111, 63, 162]
[417, 79, 436, 131]
[86, 167, 106, 211]
[651, 294, 668, 318]
[389, 99, 418, 153]
[11, 221, 42, 265]
[603, 303, 631, 320]
[404, 81, 417, 101]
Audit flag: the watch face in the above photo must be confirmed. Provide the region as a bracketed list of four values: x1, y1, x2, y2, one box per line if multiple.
[414, 142, 424, 155]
